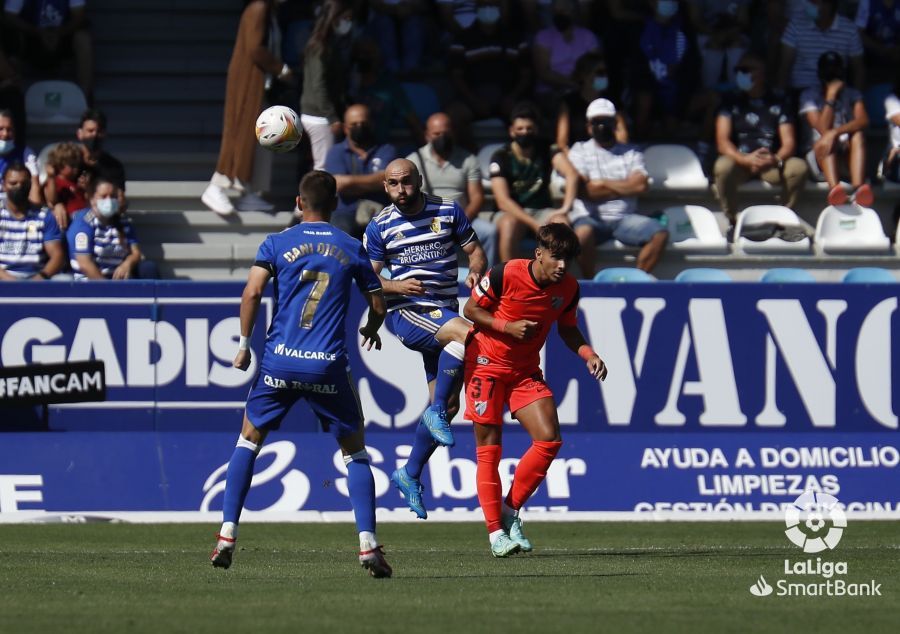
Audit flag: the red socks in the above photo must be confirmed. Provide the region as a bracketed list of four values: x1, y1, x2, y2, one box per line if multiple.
[476, 444, 503, 532]
[506, 441, 562, 511]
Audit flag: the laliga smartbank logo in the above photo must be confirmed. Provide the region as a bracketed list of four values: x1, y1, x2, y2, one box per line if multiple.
[748, 491, 882, 598]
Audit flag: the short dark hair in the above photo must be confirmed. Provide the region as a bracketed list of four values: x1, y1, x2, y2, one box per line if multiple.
[86, 171, 118, 197]
[537, 222, 580, 260]
[299, 170, 337, 212]
[509, 101, 540, 126]
[80, 108, 107, 131]
[572, 51, 605, 82]
[2, 160, 29, 182]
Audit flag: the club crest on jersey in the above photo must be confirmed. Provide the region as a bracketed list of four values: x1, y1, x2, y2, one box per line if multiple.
[430, 218, 441, 233]
[476, 355, 489, 366]
[551, 296, 564, 310]
[429, 308, 442, 319]
[394, 230, 405, 241]
[474, 400, 488, 416]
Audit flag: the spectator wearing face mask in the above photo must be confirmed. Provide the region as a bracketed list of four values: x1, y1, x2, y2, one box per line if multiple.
[75, 109, 127, 215]
[406, 112, 497, 265]
[556, 51, 627, 154]
[67, 175, 158, 280]
[714, 53, 807, 231]
[0, 161, 64, 281]
[0, 109, 41, 206]
[323, 104, 398, 238]
[565, 98, 665, 278]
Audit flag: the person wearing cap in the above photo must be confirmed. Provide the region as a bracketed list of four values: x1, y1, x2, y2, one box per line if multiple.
[799, 50, 872, 207]
[714, 52, 808, 231]
[565, 98, 666, 278]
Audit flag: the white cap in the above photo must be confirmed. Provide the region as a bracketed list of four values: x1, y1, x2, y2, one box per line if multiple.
[586, 98, 616, 119]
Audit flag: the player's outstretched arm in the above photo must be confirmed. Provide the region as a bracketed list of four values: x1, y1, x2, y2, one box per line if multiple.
[558, 324, 608, 381]
[369, 259, 426, 297]
[234, 266, 272, 371]
[461, 239, 486, 288]
[359, 289, 386, 351]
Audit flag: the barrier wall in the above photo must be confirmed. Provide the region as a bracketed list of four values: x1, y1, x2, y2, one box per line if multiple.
[0, 282, 897, 518]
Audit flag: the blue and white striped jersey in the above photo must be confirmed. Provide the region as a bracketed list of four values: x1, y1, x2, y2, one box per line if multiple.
[363, 194, 476, 311]
[67, 209, 138, 280]
[0, 205, 61, 278]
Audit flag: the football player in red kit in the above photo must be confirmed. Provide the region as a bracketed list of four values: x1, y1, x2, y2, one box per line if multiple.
[463, 222, 608, 557]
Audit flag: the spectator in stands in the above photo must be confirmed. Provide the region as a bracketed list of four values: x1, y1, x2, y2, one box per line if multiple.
[523, 0, 593, 32]
[855, 0, 900, 86]
[713, 53, 808, 231]
[556, 51, 627, 154]
[202, 0, 290, 215]
[445, 0, 531, 151]
[0, 161, 64, 280]
[3, 0, 93, 101]
[42, 141, 85, 230]
[488, 102, 578, 263]
[882, 75, 900, 184]
[76, 108, 128, 217]
[686, 0, 750, 92]
[367, 0, 428, 76]
[300, 0, 354, 171]
[633, 0, 699, 140]
[0, 109, 41, 206]
[532, 0, 601, 114]
[0, 46, 26, 146]
[799, 51, 872, 207]
[350, 37, 423, 147]
[324, 104, 397, 238]
[67, 175, 158, 280]
[778, 0, 864, 93]
[566, 98, 665, 277]
[406, 112, 498, 265]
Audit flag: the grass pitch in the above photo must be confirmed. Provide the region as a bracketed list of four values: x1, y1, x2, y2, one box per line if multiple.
[0, 521, 897, 634]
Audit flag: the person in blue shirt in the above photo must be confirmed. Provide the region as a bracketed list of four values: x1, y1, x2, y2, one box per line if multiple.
[0, 110, 42, 207]
[364, 158, 487, 520]
[0, 161, 64, 280]
[324, 104, 398, 238]
[210, 170, 392, 579]
[66, 175, 157, 280]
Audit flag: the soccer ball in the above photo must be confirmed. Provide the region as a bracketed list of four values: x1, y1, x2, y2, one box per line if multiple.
[255, 105, 302, 153]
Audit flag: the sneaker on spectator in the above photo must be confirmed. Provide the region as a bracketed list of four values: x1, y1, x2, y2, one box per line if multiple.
[852, 183, 874, 207]
[234, 191, 275, 212]
[827, 184, 848, 206]
[202, 183, 236, 216]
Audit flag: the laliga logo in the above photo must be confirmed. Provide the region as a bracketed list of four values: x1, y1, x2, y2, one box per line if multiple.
[784, 491, 846, 553]
[200, 441, 310, 512]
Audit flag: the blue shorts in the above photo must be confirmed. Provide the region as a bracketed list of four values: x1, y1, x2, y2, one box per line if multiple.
[387, 304, 459, 383]
[573, 214, 665, 246]
[245, 364, 362, 438]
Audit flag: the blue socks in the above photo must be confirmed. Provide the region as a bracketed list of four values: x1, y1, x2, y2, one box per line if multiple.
[222, 436, 260, 524]
[433, 340, 465, 410]
[405, 420, 438, 479]
[345, 451, 376, 534]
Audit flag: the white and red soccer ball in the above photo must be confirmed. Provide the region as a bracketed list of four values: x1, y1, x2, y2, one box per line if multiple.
[255, 105, 302, 153]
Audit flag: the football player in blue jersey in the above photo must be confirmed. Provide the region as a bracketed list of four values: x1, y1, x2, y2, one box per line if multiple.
[364, 158, 487, 519]
[210, 170, 392, 578]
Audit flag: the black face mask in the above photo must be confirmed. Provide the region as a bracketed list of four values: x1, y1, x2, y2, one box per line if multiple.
[82, 136, 102, 153]
[6, 185, 29, 207]
[349, 124, 375, 148]
[591, 118, 616, 146]
[514, 133, 536, 149]
[431, 135, 454, 157]
[552, 13, 572, 31]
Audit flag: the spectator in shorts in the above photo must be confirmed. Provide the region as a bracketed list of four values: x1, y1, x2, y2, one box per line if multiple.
[0, 109, 41, 206]
[42, 141, 86, 230]
[556, 51, 627, 154]
[407, 112, 498, 265]
[488, 103, 578, 263]
[566, 98, 666, 277]
[3, 0, 93, 100]
[714, 53, 808, 230]
[799, 51, 872, 207]
[0, 161, 64, 281]
[324, 104, 397, 238]
[67, 175, 158, 280]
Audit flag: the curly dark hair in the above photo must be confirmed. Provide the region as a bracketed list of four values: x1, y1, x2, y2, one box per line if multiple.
[537, 222, 580, 260]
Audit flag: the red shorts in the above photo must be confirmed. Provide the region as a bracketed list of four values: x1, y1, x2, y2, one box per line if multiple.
[463, 355, 554, 425]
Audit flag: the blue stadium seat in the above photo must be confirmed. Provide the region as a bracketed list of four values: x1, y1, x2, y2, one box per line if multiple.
[842, 267, 897, 283]
[759, 268, 816, 283]
[674, 268, 732, 282]
[457, 266, 469, 283]
[593, 268, 657, 283]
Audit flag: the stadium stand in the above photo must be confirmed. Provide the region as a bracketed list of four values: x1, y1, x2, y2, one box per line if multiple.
[643, 144, 708, 191]
[662, 204, 729, 253]
[733, 205, 813, 255]
[25, 81, 87, 125]
[814, 204, 892, 255]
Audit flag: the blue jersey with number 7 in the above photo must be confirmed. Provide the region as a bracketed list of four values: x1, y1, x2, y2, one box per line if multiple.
[253, 222, 382, 374]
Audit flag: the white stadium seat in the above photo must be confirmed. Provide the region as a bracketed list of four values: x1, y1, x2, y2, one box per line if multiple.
[663, 204, 729, 253]
[733, 205, 812, 255]
[25, 80, 87, 125]
[814, 204, 891, 254]
[643, 144, 708, 190]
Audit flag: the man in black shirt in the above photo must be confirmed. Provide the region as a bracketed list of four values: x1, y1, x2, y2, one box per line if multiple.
[713, 53, 807, 227]
[76, 109, 126, 191]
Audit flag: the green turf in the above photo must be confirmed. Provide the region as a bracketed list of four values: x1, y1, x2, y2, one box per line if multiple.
[0, 521, 897, 634]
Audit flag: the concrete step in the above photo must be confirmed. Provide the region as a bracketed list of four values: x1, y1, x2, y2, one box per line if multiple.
[94, 76, 227, 105]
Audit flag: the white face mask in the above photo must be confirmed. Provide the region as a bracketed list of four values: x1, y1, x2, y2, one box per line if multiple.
[476, 5, 501, 25]
[0, 139, 14, 155]
[334, 18, 353, 36]
[96, 197, 119, 218]
[735, 71, 754, 92]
